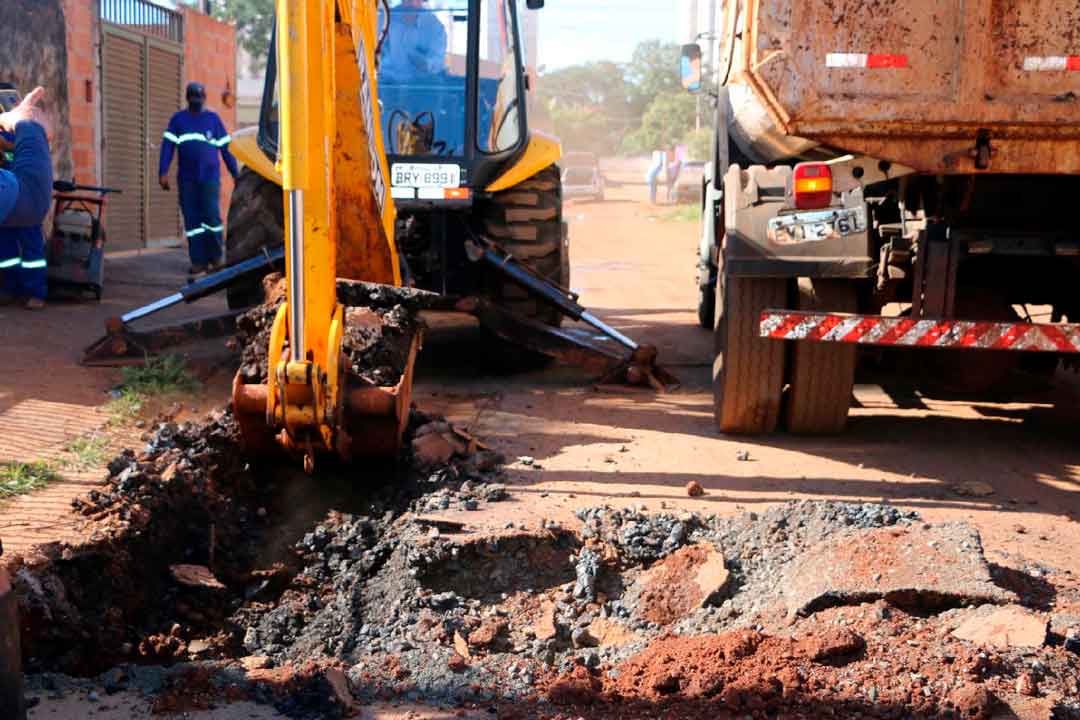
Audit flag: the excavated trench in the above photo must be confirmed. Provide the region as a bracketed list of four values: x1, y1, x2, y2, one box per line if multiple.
[417, 531, 579, 601]
[13, 415, 413, 676]
[14, 284, 432, 679]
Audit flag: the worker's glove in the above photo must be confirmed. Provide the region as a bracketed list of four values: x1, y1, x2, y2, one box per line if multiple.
[159, 175, 170, 192]
[0, 87, 48, 135]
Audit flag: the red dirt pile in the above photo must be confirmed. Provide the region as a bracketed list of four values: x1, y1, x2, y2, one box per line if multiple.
[546, 623, 1002, 719]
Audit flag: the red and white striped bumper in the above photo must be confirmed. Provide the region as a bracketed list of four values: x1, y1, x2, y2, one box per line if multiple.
[759, 311, 1080, 353]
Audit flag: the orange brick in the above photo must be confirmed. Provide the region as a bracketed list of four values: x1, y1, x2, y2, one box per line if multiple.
[72, 126, 94, 145]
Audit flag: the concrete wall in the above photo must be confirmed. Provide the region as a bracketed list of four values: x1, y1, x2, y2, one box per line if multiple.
[181, 6, 238, 216]
[0, 0, 76, 183]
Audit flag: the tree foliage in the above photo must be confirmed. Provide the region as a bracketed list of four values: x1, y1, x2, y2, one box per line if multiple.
[621, 91, 698, 155]
[548, 104, 620, 156]
[209, 0, 275, 69]
[624, 40, 684, 116]
[539, 40, 704, 157]
[537, 61, 635, 153]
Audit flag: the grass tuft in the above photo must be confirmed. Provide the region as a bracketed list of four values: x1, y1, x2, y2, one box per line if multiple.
[0, 462, 58, 498]
[105, 388, 145, 426]
[118, 355, 198, 396]
[104, 355, 199, 427]
[662, 205, 701, 223]
[61, 434, 110, 472]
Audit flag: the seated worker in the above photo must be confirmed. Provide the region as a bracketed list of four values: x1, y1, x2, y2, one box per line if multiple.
[0, 87, 52, 309]
[380, 0, 448, 81]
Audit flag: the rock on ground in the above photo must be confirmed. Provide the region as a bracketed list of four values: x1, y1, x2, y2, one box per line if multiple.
[623, 544, 730, 625]
[782, 523, 1017, 616]
[950, 604, 1048, 650]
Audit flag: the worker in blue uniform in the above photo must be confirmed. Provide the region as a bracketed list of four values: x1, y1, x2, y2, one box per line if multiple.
[158, 82, 239, 276]
[0, 87, 52, 310]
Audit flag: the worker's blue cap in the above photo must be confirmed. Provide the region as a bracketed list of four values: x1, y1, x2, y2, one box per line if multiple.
[186, 82, 207, 101]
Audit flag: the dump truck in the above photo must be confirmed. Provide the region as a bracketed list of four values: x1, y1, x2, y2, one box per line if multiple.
[683, 0, 1080, 435]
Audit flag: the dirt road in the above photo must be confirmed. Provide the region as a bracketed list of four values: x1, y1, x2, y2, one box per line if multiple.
[415, 172, 1080, 577]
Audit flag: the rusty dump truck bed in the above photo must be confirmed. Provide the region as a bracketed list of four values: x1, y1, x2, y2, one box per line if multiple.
[730, 0, 1080, 174]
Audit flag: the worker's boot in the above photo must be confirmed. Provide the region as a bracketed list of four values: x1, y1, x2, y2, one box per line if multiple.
[23, 298, 44, 311]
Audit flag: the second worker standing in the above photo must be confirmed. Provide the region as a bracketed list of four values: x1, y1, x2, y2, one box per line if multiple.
[158, 82, 239, 277]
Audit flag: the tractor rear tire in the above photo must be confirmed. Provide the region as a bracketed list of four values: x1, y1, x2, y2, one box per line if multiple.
[713, 273, 788, 434]
[477, 164, 568, 326]
[784, 279, 858, 434]
[225, 168, 284, 310]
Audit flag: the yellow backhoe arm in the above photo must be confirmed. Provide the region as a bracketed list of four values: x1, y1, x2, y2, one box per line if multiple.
[233, 0, 402, 467]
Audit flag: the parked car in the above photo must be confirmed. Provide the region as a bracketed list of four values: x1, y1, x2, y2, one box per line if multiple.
[672, 160, 706, 205]
[562, 164, 605, 202]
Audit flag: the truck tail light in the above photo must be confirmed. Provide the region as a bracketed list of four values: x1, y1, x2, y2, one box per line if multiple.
[793, 163, 833, 210]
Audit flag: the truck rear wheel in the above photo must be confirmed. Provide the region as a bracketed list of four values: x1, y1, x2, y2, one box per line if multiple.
[478, 164, 568, 326]
[225, 169, 284, 309]
[713, 273, 788, 434]
[784, 279, 858, 434]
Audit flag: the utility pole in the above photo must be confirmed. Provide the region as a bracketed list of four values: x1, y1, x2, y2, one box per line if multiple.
[708, 0, 717, 74]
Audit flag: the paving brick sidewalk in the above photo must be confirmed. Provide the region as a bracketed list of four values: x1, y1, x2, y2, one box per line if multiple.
[0, 248, 226, 557]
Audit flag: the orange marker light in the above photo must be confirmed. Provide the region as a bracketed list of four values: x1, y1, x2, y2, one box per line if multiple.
[444, 187, 471, 201]
[793, 163, 833, 210]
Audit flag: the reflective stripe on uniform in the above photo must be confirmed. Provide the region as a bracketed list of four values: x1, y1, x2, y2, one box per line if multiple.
[0, 257, 20, 269]
[21, 259, 46, 269]
[164, 132, 228, 146]
[186, 227, 206, 237]
[201, 223, 224, 233]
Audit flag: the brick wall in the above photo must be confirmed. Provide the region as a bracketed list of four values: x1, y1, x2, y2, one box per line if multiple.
[181, 7, 238, 218]
[64, 0, 100, 185]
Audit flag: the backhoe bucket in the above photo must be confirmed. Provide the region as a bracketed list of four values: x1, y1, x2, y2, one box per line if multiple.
[231, 315, 421, 462]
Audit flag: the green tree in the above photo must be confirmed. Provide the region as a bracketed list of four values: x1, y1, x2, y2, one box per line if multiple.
[208, 0, 275, 69]
[549, 103, 619, 155]
[683, 126, 714, 162]
[624, 40, 683, 116]
[621, 91, 697, 155]
[538, 62, 629, 111]
[537, 62, 634, 139]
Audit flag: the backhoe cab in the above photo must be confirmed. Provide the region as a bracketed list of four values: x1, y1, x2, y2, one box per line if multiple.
[227, 0, 567, 324]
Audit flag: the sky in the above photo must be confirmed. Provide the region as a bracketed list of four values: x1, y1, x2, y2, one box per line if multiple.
[530, 0, 678, 70]
[153, 0, 678, 71]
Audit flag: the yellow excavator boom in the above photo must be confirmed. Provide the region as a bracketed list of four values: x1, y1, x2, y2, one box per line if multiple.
[233, 0, 405, 466]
